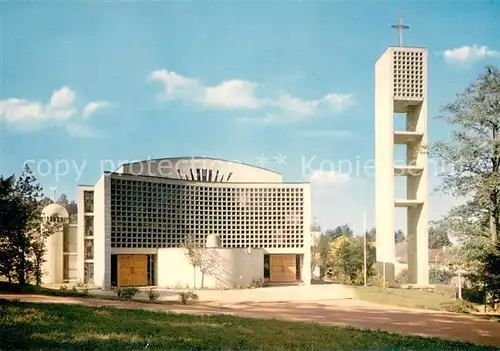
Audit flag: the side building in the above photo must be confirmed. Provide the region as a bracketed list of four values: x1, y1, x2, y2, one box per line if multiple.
[70, 157, 311, 290]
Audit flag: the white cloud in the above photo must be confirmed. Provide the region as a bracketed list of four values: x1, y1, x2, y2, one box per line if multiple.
[149, 69, 354, 121]
[309, 170, 351, 185]
[204, 80, 261, 109]
[82, 101, 110, 118]
[50, 86, 75, 108]
[0, 87, 110, 135]
[442, 45, 500, 64]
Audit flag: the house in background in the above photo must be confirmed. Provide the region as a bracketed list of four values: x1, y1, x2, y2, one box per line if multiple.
[395, 242, 447, 276]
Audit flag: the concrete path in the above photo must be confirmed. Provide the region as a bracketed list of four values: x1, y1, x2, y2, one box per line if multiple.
[86, 284, 356, 303]
[1, 293, 499, 347]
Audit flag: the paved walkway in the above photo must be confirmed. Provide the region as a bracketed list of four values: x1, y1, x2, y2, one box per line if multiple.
[1, 293, 500, 347]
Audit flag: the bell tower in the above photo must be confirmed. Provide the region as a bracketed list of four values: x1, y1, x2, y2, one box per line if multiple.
[374, 18, 429, 285]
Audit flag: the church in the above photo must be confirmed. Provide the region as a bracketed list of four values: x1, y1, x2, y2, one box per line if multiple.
[41, 157, 312, 290]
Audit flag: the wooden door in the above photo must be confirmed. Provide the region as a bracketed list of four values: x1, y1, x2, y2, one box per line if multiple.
[117, 255, 148, 287]
[270, 255, 296, 282]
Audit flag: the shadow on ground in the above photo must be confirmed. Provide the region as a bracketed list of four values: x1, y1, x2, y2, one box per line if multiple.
[1, 294, 500, 348]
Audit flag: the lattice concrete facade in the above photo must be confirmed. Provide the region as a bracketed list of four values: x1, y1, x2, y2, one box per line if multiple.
[75, 157, 311, 290]
[375, 46, 429, 285]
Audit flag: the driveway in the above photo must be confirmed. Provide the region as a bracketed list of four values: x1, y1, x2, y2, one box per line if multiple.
[1, 293, 499, 347]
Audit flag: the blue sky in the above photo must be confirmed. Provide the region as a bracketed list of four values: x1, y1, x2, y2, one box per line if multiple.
[1, 1, 499, 233]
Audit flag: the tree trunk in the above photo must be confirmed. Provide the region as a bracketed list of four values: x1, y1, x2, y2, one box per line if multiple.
[18, 244, 26, 285]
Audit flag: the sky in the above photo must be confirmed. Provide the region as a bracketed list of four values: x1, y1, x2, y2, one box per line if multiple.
[0, 0, 499, 233]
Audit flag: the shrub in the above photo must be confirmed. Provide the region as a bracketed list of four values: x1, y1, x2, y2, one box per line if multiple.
[429, 268, 453, 285]
[115, 287, 139, 299]
[463, 287, 485, 304]
[249, 278, 266, 288]
[178, 291, 199, 304]
[59, 285, 68, 291]
[440, 299, 475, 314]
[148, 288, 160, 301]
[395, 270, 409, 284]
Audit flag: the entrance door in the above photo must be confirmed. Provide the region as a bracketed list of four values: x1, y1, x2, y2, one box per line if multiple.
[270, 254, 296, 282]
[117, 255, 148, 287]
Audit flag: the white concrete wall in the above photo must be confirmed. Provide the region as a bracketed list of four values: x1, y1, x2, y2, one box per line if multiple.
[301, 184, 312, 285]
[93, 174, 112, 290]
[41, 226, 64, 284]
[157, 248, 264, 289]
[77, 186, 93, 283]
[375, 48, 396, 267]
[407, 48, 429, 286]
[116, 157, 283, 183]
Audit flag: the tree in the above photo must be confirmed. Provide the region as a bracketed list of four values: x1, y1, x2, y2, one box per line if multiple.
[56, 193, 68, 205]
[311, 234, 332, 278]
[364, 227, 405, 244]
[431, 67, 500, 244]
[0, 165, 56, 285]
[428, 223, 452, 249]
[326, 224, 354, 240]
[56, 193, 77, 215]
[394, 229, 405, 244]
[325, 234, 376, 284]
[183, 234, 219, 288]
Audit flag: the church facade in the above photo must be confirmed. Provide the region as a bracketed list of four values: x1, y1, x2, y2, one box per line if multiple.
[42, 157, 312, 290]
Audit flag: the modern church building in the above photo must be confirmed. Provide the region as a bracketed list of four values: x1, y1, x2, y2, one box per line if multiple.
[41, 157, 312, 290]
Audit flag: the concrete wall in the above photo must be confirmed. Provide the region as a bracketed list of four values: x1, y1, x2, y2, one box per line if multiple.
[116, 157, 282, 183]
[77, 185, 93, 283]
[157, 248, 264, 289]
[375, 48, 396, 267]
[93, 174, 112, 290]
[41, 226, 64, 284]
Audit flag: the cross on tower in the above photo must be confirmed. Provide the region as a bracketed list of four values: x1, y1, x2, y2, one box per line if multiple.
[391, 17, 409, 47]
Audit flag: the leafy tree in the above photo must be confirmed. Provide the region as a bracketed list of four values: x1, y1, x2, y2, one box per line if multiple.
[311, 234, 332, 277]
[0, 166, 58, 285]
[56, 193, 68, 205]
[394, 229, 405, 244]
[364, 227, 405, 244]
[431, 66, 500, 244]
[326, 224, 354, 240]
[56, 193, 78, 215]
[428, 223, 452, 249]
[325, 235, 376, 284]
[479, 243, 500, 307]
[40, 196, 53, 207]
[366, 227, 376, 242]
[183, 234, 219, 288]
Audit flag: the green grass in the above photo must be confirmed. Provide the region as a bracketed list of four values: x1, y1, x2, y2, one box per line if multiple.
[0, 299, 497, 350]
[352, 285, 460, 311]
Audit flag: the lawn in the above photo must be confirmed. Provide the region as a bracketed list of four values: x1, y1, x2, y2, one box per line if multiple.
[352, 285, 460, 311]
[0, 299, 497, 350]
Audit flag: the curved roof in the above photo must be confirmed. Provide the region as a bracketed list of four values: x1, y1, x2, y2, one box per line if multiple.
[115, 156, 282, 183]
[42, 203, 69, 218]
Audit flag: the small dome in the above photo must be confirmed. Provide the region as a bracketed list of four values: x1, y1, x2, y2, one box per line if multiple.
[42, 203, 69, 219]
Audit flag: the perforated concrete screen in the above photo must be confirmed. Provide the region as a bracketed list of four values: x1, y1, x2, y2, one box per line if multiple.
[392, 49, 424, 99]
[110, 177, 306, 249]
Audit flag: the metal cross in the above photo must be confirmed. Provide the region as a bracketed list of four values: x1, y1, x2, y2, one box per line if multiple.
[391, 17, 409, 46]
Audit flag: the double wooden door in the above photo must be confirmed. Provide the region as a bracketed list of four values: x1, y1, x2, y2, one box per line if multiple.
[269, 255, 297, 282]
[117, 255, 148, 287]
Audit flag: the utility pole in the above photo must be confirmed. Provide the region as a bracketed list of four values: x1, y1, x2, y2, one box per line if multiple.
[363, 208, 367, 286]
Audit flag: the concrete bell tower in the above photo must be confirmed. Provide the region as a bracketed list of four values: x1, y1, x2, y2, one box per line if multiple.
[374, 18, 429, 285]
